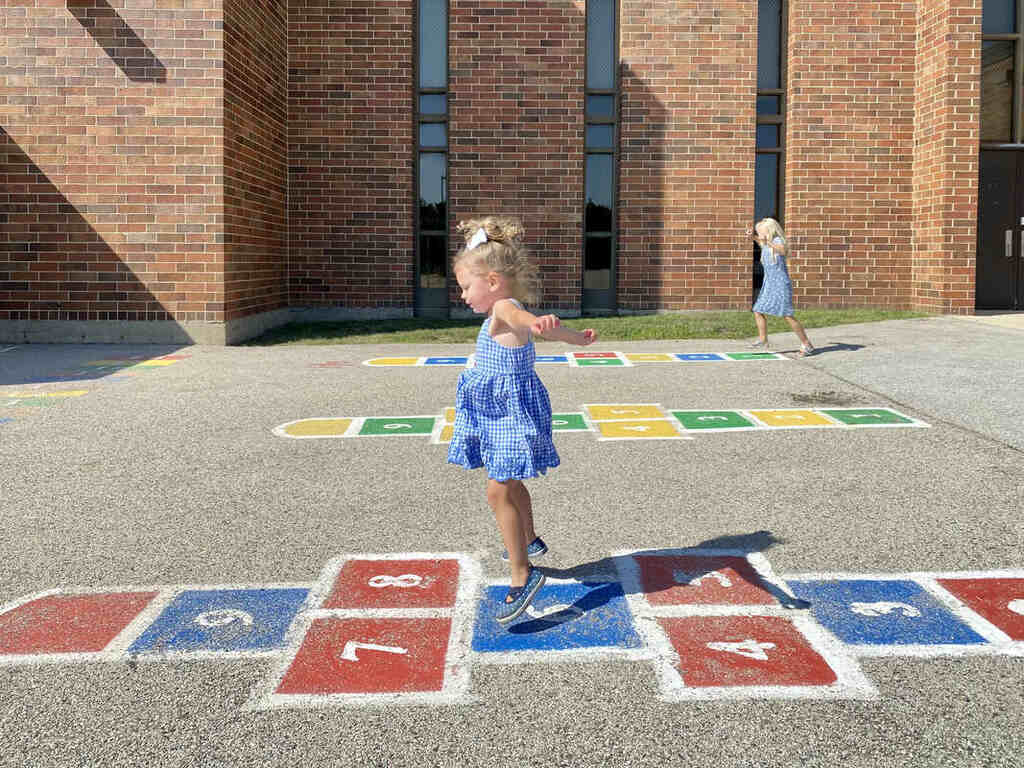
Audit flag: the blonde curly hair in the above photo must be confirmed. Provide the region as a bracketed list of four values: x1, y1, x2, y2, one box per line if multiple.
[453, 215, 540, 305]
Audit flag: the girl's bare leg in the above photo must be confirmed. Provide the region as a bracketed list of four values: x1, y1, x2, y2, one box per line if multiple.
[507, 479, 537, 542]
[785, 315, 812, 347]
[753, 311, 768, 342]
[487, 479, 529, 589]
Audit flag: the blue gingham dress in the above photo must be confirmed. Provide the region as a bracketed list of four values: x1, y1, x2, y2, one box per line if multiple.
[446, 307, 559, 482]
[752, 237, 795, 317]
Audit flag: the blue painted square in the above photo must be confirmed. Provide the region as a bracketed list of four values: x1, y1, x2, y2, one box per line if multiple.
[674, 353, 725, 362]
[128, 588, 308, 654]
[787, 579, 987, 647]
[425, 357, 467, 366]
[536, 355, 568, 364]
[471, 581, 641, 653]
[0, 418, 13, 425]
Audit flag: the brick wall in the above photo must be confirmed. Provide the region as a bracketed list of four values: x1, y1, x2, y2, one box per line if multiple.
[288, 0, 415, 312]
[448, 0, 586, 314]
[618, 0, 757, 312]
[912, 0, 979, 314]
[1, 0, 224, 336]
[785, 1, 917, 309]
[224, 0, 288, 322]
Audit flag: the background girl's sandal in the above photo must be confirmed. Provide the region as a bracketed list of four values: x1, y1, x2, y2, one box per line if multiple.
[797, 344, 815, 357]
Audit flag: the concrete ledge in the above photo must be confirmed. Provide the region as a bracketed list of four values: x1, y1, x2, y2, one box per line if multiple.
[0, 319, 226, 345]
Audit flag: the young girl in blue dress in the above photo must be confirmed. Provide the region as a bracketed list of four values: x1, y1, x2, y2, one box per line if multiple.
[447, 216, 598, 624]
[749, 217, 815, 357]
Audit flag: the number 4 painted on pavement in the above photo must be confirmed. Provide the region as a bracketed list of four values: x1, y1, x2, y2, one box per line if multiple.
[339, 641, 409, 662]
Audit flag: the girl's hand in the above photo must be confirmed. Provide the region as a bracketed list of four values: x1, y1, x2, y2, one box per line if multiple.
[581, 328, 598, 345]
[531, 314, 561, 336]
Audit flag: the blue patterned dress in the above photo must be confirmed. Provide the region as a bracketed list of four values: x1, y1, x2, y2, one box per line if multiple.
[446, 304, 559, 482]
[752, 237, 795, 317]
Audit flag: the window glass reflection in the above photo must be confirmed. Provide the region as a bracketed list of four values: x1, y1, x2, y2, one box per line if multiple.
[757, 95, 780, 114]
[419, 235, 447, 286]
[419, 0, 447, 89]
[419, 152, 447, 231]
[587, 0, 614, 90]
[420, 94, 447, 114]
[420, 123, 447, 147]
[585, 154, 613, 232]
[587, 94, 615, 117]
[754, 153, 779, 222]
[983, 0, 1016, 35]
[584, 237, 612, 290]
[756, 124, 780, 148]
[757, 0, 781, 90]
[586, 124, 615, 149]
[981, 41, 1014, 142]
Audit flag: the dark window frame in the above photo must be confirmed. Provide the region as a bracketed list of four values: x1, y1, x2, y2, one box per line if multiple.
[414, 2, 450, 315]
[981, 0, 1024, 147]
[583, 0, 619, 315]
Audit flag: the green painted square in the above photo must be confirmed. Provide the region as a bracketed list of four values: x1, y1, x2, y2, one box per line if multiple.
[725, 352, 778, 361]
[819, 408, 914, 426]
[576, 358, 624, 366]
[551, 413, 588, 431]
[359, 417, 437, 435]
[672, 410, 755, 430]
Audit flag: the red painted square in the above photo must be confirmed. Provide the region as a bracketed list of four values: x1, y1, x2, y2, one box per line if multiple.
[658, 615, 838, 688]
[573, 351, 617, 358]
[321, 558, 460, 610]
[937, 577, 1024, 641]
[635, 555, 777, 606]
[276, 617, 451, 695]
[0, 592, 158, 655]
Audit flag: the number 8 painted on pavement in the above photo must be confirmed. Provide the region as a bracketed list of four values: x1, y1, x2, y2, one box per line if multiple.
[368, 574, 423, 588]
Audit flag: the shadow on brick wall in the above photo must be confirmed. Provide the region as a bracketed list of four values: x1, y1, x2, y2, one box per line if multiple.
[67, 0, 167, 84]
[0, 127, 184, 357]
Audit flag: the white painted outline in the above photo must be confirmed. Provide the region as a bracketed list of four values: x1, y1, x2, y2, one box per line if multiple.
[248, 552, 482, 710]
[471, 576, 653, 666]
[0, 346, 16, 353]
[782, 569, 1024, 658]
[610, 548, 876, 700]
[0, 582, 315, 666]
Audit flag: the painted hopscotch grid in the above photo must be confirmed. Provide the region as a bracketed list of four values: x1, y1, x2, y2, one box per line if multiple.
[783, 570, 1024, 659]
[248, 552, 482, 710]
[612, 548, 877, 700]
[361, 351, 789, 368]
[0, 582, 314, 666]
[273, 405, 929, 441]
[4, 355, 190, 388]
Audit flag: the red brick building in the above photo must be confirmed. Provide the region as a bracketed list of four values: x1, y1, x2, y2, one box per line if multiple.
[0, 0, 1015, 344]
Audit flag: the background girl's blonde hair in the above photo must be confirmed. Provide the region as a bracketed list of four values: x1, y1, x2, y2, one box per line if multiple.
[453, 215, 540, 305]
[756, 217, 788, 254]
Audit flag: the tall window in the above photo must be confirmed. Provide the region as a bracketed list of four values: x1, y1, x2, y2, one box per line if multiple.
[981, 0, 1021, 144]
[584, 0, 618, 313]
[416, 0, 449, 316]
[754, 0, 785, 294]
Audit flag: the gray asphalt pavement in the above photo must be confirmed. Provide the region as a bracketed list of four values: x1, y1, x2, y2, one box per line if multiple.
[0, 315, 1021, 767]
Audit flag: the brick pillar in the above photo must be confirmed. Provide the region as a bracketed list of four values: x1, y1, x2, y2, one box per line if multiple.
[786, 0, 917, 309]
[913, 0, 980, 314]
[448, 0, 587, 314]
[618, 0, 757, 312]
[1, 0, 226, 343]
[288, 0, 415, 317]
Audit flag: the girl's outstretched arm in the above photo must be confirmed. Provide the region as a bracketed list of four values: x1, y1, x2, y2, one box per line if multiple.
[492, 299, 597, 346]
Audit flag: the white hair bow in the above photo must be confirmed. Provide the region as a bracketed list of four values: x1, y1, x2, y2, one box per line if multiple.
[466, 227, 487, 250]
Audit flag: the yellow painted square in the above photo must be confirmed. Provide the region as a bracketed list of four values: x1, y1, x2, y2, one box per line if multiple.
[135, 359, 177, 367]
[597, 419, 681, 439]
[444, 407, 456, 423]
[366, 357, 419, 366]
[749, 409, 834, 428]
[8, 390, 88, 398]
[438, 425, 453, 443]
[283, 418, 353, 437]
[587, 404, 666, 421]
[624, 353, 674, 363]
